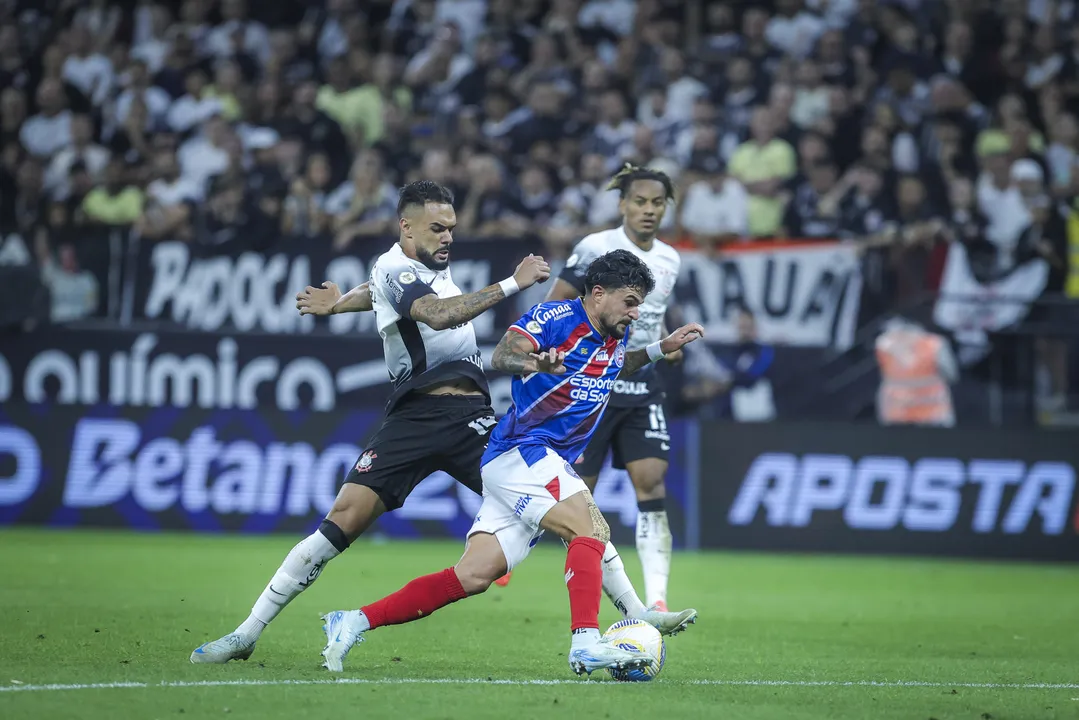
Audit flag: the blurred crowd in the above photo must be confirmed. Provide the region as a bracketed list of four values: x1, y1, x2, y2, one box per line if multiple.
[1, 0, 1078, 334]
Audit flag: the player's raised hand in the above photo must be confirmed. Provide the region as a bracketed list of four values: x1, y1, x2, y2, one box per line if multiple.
[659, 323, 705, 354]
[529, 348, 567, 374]
[513, 254, 551, 290]
[296, 281, 342, 316]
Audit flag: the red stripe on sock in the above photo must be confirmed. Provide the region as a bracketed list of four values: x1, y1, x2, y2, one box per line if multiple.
[361, 567, 466, 630]
[565, 536, 605, 632]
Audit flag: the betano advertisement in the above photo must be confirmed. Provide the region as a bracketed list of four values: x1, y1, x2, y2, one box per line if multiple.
[700, 422, 1079, 561]
[0, 403, 691, 547]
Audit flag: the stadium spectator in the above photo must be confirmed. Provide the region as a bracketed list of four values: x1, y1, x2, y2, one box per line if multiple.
[7, 158, 46, 237]
[20, 79, 73, 159]
[587, 89, 638, 173]
[137, 147, 199, 239]
[128, 3, 171, 74]
[0, 23, 30, 93]
[44, 113, 109, 202]
[457, 153, 527, 239]
[61, 25, 115, 109]
[114, 59, 172, 132]
[679, 160, 749, 250]
[277, 79, 350, 183]
[82, 158, 145, 227]
[283, 151, 334, 238]
[782, 158, 842, 238]
[728, 106, 797, 237]
[1, 88, 29, 151]
[38, 242, 99, 323]
[206, 0, 271, 65]
[326, 149, 398, 249]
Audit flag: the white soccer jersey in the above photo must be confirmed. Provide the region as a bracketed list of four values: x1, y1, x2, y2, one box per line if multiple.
[558, 226, 681, 406]
[560, 226, 681, 352]
[370, 243, 488, 411]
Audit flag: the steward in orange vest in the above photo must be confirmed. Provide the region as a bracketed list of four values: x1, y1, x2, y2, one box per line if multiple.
[875, 319, 957, 427]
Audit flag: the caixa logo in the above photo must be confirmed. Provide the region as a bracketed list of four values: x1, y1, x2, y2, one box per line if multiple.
[728, 453, 1077, 535]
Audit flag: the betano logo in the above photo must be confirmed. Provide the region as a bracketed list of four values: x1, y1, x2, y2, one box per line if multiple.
[728, 453, 1077, 536]
[0, 422, 645, 527]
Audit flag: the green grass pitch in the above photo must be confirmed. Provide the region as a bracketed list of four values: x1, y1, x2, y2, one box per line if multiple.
[0, 528, 1076, 719]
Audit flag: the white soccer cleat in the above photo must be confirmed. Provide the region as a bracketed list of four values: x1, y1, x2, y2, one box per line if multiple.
[635, 606, 698, 636]
[568, 638, 653, 677]
[189, 633, 255, 664]
[320, 610, 366, 672]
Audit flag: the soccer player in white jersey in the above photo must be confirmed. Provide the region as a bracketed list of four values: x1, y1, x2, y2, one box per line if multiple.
[190, 181, 693, 666]
[507, 164, 683, 611]
[190, 181, 552, 663]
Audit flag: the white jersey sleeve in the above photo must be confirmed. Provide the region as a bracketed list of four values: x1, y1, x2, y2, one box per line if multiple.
[369, 254, 436, 331]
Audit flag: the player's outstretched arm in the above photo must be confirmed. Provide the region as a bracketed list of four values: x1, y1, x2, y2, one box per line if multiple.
[410, 254, 551, 330]
[620, 323, 705, 377]
[492, 330, 567, 375]
[296, 282, 373, 315]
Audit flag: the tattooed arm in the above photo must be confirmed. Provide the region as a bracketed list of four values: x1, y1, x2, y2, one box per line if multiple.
[410, 284, 509, 331]
[618, 348, 655, 378]
[619, 323, 706, 377]
[409, 254, 552, 330]
[491, 330, 567, 375]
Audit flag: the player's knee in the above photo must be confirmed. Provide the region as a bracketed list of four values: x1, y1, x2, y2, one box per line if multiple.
[634, 476, 665, 500]
[326, 501, 366, 539]
[455, 536, 509, 595]
[629, 465, 667, 499]
[454, 565, 497, 596]
[326, 484, 384, 539]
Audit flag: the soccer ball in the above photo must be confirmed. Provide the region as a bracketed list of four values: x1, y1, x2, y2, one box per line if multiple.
[602, 618, 666, 681]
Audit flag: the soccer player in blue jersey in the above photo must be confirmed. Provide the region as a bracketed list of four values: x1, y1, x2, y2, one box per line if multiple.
[319, 250, 704, 676]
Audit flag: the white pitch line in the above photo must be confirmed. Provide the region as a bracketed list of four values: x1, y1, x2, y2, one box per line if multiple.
[2, 678, 1078, 694]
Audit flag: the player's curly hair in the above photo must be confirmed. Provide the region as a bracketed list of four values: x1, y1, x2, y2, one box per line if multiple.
[584, 249, 656, 297]
[397, 180, 455, 217]
[605, 163, 676, 202]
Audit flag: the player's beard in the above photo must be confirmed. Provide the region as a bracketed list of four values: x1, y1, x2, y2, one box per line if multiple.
[416, 245, 450, 270]
[602, 316, 631, 339]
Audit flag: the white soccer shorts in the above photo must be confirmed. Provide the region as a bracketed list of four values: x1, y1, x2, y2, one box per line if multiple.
[468, 446, 589, 571]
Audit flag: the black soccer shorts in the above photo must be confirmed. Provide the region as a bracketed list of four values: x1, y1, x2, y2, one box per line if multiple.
[343, 394, 496, 510]
[575, 401, 671, 477]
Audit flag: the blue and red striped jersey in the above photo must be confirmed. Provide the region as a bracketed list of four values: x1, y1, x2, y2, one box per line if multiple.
[482, 299, 628, 469]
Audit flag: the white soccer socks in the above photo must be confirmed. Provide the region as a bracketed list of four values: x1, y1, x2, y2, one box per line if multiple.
[635, 500, 672, 608]
[241, 520, 348, 642]
[600, 542, 649, 618]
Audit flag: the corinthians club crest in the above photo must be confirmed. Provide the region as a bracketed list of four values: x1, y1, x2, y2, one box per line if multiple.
[355, 450, 377, 473]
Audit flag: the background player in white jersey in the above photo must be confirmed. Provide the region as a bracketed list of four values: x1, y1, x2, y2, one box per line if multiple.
[316, 250, 704, 675]
[190, 180, 551, 663]
[539, 164, 683, 611]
